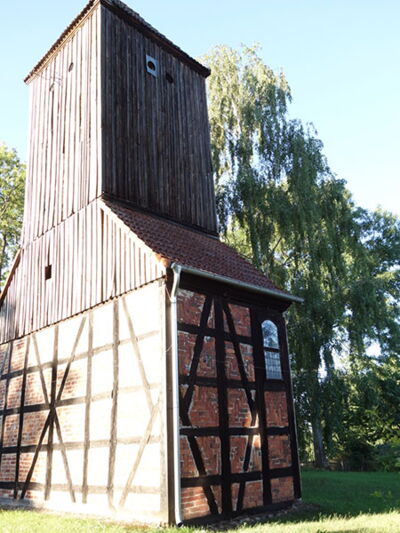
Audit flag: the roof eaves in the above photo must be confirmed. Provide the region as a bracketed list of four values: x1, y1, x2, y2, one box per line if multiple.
[103, 199, 302, 303]
[173, 262, 304, 304]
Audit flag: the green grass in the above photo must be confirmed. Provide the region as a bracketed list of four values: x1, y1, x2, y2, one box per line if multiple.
[301, 470, 400, 516]
[257, 470, 400, 532]
[0, 471, 399, 532]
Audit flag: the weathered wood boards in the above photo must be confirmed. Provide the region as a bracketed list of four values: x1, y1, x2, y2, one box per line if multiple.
[4, 0, 217, 344]
[101, 5, 217, 234]
[0, 0, 301, 526]
[22, 0, 217, 251]
[23, 8, 102, 246]
[0, 201, 165, 344]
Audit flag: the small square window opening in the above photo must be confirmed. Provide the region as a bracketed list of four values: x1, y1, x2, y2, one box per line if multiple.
[146, 55, 158, 77]
[45, 264, 52, 281]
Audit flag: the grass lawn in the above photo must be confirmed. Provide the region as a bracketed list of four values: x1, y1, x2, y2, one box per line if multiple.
[261, 470, 400, 532]
[302, 470, 400, 515]
[0, 471, 399, 532]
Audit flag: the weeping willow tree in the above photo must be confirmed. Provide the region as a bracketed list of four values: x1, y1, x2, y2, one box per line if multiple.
[202, 45, 400, 466]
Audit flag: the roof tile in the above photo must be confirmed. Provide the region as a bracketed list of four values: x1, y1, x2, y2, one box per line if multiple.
[104, 200, 291, 298]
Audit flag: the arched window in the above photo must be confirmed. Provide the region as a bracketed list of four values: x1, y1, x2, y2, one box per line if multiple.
[261, 320, 282, 380]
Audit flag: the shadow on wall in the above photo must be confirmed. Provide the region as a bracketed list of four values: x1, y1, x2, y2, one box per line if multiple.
[0, 286, 166, 519]
[0, 313, 90, 507]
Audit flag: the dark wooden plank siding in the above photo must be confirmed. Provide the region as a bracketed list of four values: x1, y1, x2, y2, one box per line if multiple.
[22, 9, 102, 246]
[7, 2, 216, 339]
[0, 201, 166, 344]
[101, 6, 217, 234]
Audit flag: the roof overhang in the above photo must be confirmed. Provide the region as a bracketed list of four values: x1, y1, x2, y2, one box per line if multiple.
[171, 262, 304, 304]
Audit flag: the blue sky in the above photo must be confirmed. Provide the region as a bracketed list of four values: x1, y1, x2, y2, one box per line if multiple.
[1, 0, 399, 214]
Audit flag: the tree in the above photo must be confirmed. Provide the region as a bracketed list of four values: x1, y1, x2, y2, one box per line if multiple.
[202, 45, 400, 467]
[346, 208, 400, 358]
[0, 144, 25, 286]
[203, 44, 291, 268]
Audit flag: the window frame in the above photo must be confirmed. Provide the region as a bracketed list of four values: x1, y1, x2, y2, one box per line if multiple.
[260, 317, 284, 381]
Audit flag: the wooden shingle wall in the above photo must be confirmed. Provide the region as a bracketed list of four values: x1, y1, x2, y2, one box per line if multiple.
[0, 202, 166, 344]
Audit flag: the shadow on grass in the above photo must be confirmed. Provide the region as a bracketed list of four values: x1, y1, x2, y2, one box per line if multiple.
[299, 470, 399, 516]
[280, 471, 399, 525]
[0, 471, 399, 532]
[201, 470, 400, 530]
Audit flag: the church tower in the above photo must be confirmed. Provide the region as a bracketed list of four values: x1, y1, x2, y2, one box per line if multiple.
[0, 0, 301, 524]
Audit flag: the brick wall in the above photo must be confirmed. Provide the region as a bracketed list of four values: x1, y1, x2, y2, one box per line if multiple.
[177, 288, 296, 521]
[0, 280, 168, 523]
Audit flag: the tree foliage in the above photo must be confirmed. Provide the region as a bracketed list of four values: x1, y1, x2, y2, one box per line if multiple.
[0, 144, 25, 286]
[202, 45, 400, 466]
[346, 208, 400, 357]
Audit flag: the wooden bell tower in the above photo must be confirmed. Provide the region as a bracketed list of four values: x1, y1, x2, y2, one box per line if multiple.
[0, 0, 301, 524]
[22, 0, 217, 249]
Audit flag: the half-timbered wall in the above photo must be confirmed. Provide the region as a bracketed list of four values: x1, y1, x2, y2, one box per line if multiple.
[0, 282, 168, 523]
[101, 5, 217, 234]
[23, 7, 102, 245]
[0, 201, 166, 344]
[177, 286, 300, 521]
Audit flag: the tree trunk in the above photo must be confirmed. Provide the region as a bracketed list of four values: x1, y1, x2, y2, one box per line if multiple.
[311, 413, 328, 468]
[247, 213, 262, 269]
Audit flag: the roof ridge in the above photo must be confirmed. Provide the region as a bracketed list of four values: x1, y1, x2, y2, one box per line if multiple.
[103, 0, 209, 74]
[25, 0, 210, 83]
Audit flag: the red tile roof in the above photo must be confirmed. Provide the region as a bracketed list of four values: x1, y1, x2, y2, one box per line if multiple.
[104, 200, 293, 299]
